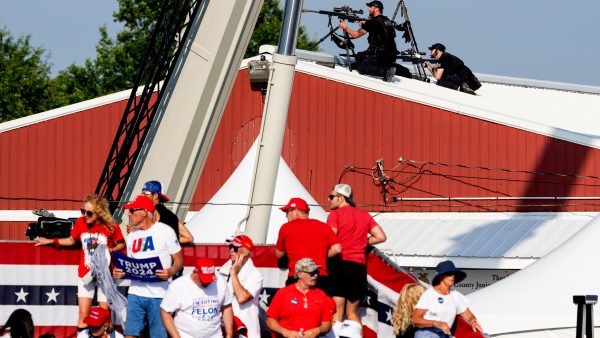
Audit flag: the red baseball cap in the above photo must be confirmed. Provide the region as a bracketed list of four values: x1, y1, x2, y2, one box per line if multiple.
[231, 234, 254, 251]
[195, 258, 216, 284]
[124, 195, 156, 213]
[83, 307, 110, 327]
[279, 197, 310, 212]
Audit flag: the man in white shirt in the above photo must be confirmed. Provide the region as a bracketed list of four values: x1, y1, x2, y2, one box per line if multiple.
[161, 258, 234, 338]
[113, 195, 183, 338]
[218, 235, 264, 338]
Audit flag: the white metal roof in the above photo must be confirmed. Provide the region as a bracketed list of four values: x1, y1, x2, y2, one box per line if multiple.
[5, 47, 600, 150]
[255, 46, 600, 149]
[0, 87, 139, 133]
[490, 328, 600, 338]
[468, 214, 600, 335]
[373, 212, 597, 269]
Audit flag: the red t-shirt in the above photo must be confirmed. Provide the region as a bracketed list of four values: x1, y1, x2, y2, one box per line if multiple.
[266, 284, 334, 336]
[276, 218, 338, 276]
[326, 206, 377, 264]
[70, 217, 125, 278]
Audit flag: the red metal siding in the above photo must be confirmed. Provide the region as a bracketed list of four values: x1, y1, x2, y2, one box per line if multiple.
[197, 71, 600, 213]
[2, 70, 600, 240]
[0, 101, 126, 211]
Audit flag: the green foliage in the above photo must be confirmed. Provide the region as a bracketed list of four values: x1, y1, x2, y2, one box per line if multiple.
[0, 0, 319, 122]
[246, 0, 318, 58]
[0, 29, 55, 122]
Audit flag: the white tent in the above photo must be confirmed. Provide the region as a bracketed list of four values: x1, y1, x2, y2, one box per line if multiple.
[186, 141, 328, 244]
[468, 214, 600, 337]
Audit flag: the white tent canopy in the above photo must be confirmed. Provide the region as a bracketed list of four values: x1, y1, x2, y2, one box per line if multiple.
[468, 214, 600, 336]
[186, 140, 328, 244]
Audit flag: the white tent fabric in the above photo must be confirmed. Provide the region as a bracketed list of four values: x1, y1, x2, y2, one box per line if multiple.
[186, 140, 328, 244]
[468, 214, 600, 336]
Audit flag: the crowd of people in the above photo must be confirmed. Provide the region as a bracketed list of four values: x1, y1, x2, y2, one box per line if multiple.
[20, 180, 484, 338]
[337, 1, 481, 94]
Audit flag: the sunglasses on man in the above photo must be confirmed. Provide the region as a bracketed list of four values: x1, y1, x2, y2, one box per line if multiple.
[302, 269, 320, 277]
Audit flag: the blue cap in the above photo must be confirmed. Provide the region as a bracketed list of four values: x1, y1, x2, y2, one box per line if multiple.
[142, 181, 170, 202]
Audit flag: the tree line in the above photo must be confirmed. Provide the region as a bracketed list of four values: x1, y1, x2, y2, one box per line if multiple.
[0, 0, 317, 123]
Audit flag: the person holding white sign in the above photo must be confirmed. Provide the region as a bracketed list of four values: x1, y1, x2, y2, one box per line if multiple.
[113, 195, 183, 338]
[161, 258, 234, 338]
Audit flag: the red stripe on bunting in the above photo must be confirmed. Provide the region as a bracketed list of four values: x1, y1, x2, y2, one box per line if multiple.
[35, 325, 76, 338]
[366, 250, 419, 292]
[363, 325, 377, 338]
[0, 242, 80, 264]
[1, 242, 279, 267]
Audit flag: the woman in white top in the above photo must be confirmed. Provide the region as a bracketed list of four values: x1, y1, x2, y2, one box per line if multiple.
[411, 260, 483, 338]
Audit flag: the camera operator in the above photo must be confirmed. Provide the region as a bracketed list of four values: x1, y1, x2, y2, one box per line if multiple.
[338, 1, 410, 82]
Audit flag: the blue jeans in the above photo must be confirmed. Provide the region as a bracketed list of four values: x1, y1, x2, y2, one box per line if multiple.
[415, 327, 451, 338]
[124, 294, 167, 338]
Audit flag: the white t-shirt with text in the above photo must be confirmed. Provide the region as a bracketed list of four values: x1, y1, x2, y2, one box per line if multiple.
[161, 273, 232, 338]
[415, 287, 468, 327]
[126, 222, 181, 298]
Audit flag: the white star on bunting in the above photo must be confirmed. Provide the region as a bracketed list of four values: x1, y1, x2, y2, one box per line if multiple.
[385, 309, 393, 323]
[259, 289, 270, 304]
[46, 287, 60, 303]
[15, 288, 29, 303]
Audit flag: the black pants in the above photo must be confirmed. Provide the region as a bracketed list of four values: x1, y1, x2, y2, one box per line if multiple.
[355, 51, 394, 77]
[354, 51, 411, 79]
[437, 74, 462, 90]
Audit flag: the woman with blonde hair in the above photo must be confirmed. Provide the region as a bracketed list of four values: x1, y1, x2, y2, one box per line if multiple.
[392, 283, 425, 337]
[35, 194, 126, 333]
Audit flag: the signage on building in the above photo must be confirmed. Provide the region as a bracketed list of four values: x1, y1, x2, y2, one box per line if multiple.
[409, 268, 517, 294]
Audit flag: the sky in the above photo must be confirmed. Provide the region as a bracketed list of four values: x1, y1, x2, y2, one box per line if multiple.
[0, 0, 598, 86]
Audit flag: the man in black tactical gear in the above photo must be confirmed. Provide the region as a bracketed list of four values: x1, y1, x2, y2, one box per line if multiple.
[338, 1, 411, 82]
[422, 43, 481, 95]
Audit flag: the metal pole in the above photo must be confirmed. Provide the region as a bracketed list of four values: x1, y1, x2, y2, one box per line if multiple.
[245, 0, 302, 243]
[573, 295, 597, 338]
[277, 0, 303, 56]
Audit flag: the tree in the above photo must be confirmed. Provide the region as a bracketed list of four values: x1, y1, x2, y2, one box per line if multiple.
[246, 0, 318, 58]
[1, 0, 320, 122]
[0, 29, 55, 122]
[74, 0, 319, 97]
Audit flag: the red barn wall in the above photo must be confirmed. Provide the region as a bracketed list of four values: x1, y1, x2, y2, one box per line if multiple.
[196, 70, 600, 213]
[2, 69, 600, 239]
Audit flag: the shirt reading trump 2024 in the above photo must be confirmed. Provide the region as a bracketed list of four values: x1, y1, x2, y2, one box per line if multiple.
[126, 221, 181, 298]
[161, 274, 232, 338]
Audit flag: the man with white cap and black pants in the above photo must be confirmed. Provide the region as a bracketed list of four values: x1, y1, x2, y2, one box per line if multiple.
[326, 183, 387, 334]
